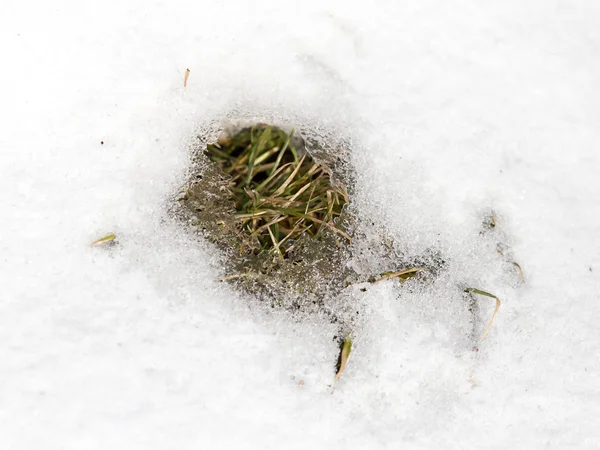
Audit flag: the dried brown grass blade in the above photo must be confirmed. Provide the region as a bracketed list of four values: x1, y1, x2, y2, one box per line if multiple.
[372, 267, 425, 283]
[273, 154, 306, 196]
[513, 262, 525, 281]
[465, 288, 502, 341]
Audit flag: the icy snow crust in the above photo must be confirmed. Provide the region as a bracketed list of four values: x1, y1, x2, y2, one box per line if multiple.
[2, 0, 599, 449]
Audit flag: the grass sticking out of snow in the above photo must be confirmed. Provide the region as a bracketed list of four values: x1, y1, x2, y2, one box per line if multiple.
[371, 267, 428, 283]
[205, 124, 349, 258]
[90, 233, 117, 247]
[335, 337, 352, 381]
[465, 287, 502, 341]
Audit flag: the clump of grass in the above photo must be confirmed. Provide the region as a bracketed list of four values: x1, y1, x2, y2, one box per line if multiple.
[205, 124, 349, 258]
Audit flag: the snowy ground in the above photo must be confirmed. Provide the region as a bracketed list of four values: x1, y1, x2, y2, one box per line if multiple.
[2, 1, 600, 448]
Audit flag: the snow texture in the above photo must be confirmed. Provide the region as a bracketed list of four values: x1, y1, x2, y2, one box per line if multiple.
[1, 0, 599, 448]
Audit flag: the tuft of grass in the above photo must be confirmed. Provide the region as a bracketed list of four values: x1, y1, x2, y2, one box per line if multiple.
[205, 124, 349, 257]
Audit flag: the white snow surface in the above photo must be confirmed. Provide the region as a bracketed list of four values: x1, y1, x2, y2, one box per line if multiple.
[2, 1, 600, 448]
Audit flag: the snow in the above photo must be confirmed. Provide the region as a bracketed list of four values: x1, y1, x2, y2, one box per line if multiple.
[2, 0, 600, 448]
